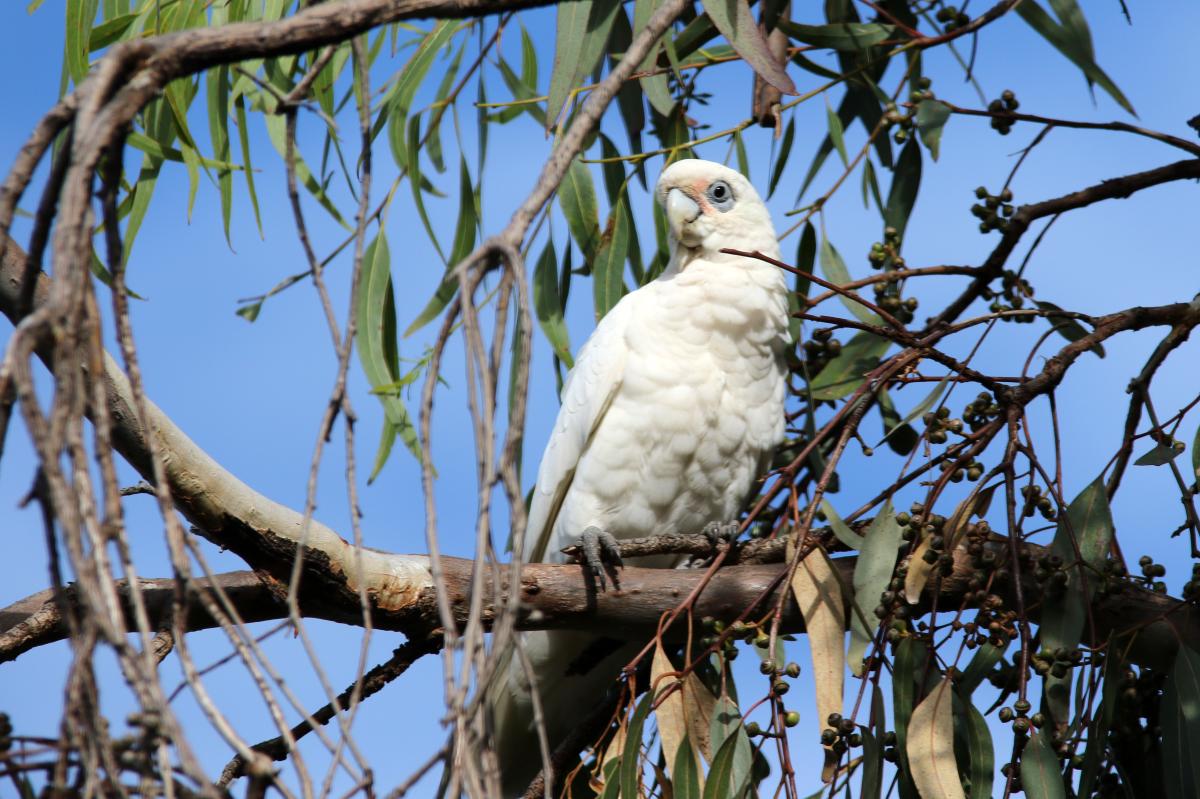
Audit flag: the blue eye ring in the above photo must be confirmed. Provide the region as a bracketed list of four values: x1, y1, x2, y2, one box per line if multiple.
[707, 180, 735, 212]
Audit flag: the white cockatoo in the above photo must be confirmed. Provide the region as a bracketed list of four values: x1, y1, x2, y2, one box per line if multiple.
[489, 158, 790, 795]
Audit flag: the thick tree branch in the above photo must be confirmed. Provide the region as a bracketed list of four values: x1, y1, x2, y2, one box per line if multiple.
[3, 543, 1196, 670]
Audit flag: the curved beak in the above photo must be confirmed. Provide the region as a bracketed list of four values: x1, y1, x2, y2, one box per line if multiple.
[665, 188, 701, 238]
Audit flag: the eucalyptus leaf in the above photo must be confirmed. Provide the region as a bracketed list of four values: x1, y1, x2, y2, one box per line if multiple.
[808, 331, 890, 402]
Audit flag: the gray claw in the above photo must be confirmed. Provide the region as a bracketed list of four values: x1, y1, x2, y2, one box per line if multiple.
[579, 526, 623, 591]
[703, 520, 740, 552]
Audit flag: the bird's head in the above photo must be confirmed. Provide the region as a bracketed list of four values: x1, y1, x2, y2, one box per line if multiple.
[654, 159, 778, 261]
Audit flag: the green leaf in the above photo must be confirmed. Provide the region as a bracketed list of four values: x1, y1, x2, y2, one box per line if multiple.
[404, 113, 446, 264]
[534, 240, 574, 367]
[206, 64, 234, 246]
[826, 97, 849, 167]
[819, 499, 861, 550]
[767, 117, 795, 198]
[559, 158, 602, 263]
[915, 99, 951, 161]
[777, 21, 896, 51]
[593, 198, 630, 320]
[233, 95, 263, 238]
[620, 692, 654, 798]
[123, 156, 162, 265]
[1020, 732, 1066, 799]
[877, 389, 919, 455]
[861, 158, 883, 210]
[877, 376, 950, 449]
[1135, 442, 1181, 467]
[1078, 645, 1121, 797]
[383, 21, 458, 163]
[1015, 0, 1134, 115]
[405, 156, 477, 335]
[66, 0, 98, 83]
[819, 237, 881, 325]
[893, 638, 926, 796]
[672, 740, 701, 799]
[847, 501, 901, 674]
[89, 11, 138, 50]
[1162, 645, 1200, 799]
[633, 0, 675, 116]
[1192, 422, 1200, 483]
[700, 0, 796, 95]
[705, 698, 753, 799]
[1035, 300, 1105, 358]
[808, 331, 890, 401]
[1041, 477, 1114, 723]
[883, 139, 922, 240]
[264, 114, 350, 229]
[958, 642, 1003, 697]
[960, 697, 994, 799]
[545, 0, 593, 129]
[356, 234, 422, 469]
[576, 0, 621, 91]
[733, 129, 750, 179]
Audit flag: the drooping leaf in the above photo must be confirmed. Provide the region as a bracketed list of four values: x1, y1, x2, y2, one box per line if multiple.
[383, 20, 458, 163]
[787, 540, 845, 780]
[405, 156, 478, 335]
[1078, 645, 1123, 797]
[1161, 645, 1200, 799]
[883, 139, 922, 240]
[356, 233, 422, 470]
[1020, 732, 1066, 799]
[704, 701, 753, 799]
[861, 157, 884, 211]
[826, 97, 848, 166]
[1015, 0, 1135, 115]
[808, 331, 890, 402]
[699, 0, 796, 95]
[652, 644, 713, 790]
[560, 158, 602, 264]
[620, 691, 654, 798]
[777, 20, 896, 51]
[233, 95, 263, 237]
[819, 237, 881, 325]
[1041, 477, 1114, 723]
[907, 677, 965, 799]
[206, 64, 234, 246]
[847, 501, 901, 674]
[893, 638, 927, 796]
[819, 499, 860, 550]
[264, 113, 351, 229]
[958, 694, 994, 799]
[545, 0, 593, 130]
[877, 376, 950, 450]
[672, 740, 702, 799]
[958, 642, 1004, 697]
[877, 389, 919, 455]
[593, 198, 629, 320]
[533, 240, 574, 367]
[767, 116, 795, 199]
[66, 0, 98, 83]
[915, 99, 951, 161]
[1036, 300, 1105, 358]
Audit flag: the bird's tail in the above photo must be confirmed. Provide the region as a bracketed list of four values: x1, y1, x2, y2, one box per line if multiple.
[487, 629, 637, 797]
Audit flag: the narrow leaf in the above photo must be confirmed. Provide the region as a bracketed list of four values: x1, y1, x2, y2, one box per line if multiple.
[620, 692, 654, 798]
[700, 0, 796, 94]
[1020, 732, 1066, 799]
[545, 0, 592, 129]
[534, 240, 574, 367]
[819, 237, 881, 324]
[808, 331, 890, 402]
[1036, 300, 1105, 358]
[560, 158, 602, 263]
[915, 99, 951, 161]
[883, 139, 922, 240]
[907, 677, 966, 799]
[777, 21, 896, 51]
[848, 502, 901, 674]
[768, 117, 795, 198]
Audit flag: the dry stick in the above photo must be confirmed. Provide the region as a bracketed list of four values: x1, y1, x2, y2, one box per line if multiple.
[218, 636, 442, 785]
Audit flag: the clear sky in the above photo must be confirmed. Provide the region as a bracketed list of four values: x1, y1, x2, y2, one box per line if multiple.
[1, 1, 1198, 796]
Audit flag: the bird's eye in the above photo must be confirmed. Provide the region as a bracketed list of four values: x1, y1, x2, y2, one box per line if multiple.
[707, 180, 735, 212]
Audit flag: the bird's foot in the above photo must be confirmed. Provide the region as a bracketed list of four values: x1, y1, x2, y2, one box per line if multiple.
[575, 526, 623, 591]
[703, 520, 741, 553]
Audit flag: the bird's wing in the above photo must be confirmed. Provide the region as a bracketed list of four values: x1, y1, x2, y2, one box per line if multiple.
[522, 295, 637, 563]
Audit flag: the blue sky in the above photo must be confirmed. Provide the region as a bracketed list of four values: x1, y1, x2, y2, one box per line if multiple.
[1, 1, 1199, 795]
